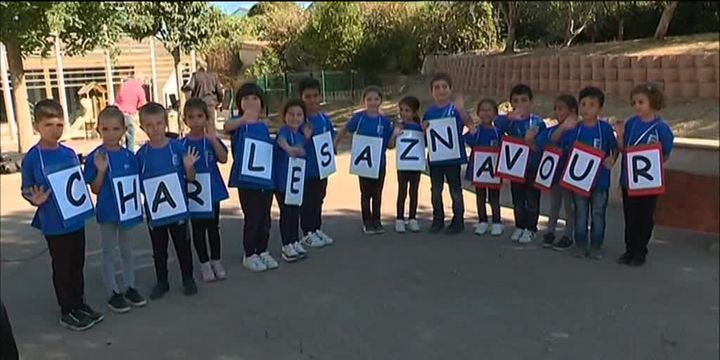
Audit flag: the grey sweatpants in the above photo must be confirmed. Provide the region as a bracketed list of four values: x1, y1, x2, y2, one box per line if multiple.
[99, 223, 138, 295]
[546, 184, 575, 239]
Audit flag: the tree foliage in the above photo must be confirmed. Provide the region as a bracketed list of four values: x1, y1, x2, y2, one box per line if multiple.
[299, 2, 365, 70]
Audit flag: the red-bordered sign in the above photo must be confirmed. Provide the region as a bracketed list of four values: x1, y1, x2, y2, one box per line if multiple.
[533, 146, 564, 192]
[559, 142, 606, 197]
[495, 136, 530, 183]
[472, 146, 502, 189]
[625, 143, 666, 197]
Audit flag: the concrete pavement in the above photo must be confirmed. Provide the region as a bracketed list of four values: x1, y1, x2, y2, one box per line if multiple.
[1, 141, 718, 360]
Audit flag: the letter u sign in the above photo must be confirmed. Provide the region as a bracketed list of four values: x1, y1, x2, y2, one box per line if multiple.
[559, 143, 605, 197]
[625, 143, 665, 196]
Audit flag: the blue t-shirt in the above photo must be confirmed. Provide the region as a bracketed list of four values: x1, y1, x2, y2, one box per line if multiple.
[274, 126, 307, 191]
[560, 120, 618, 190]
[494, 113, 548, 171]
[463, 125, 501, 181]
[346, 111, 394, 171]
[21, 144, 91, 235]
[84, 145, 141, 227]
[620, 116, 674, 189]
[302, 112, 336, 179]
[181, 136, 229, 203]
[401, 122, 423, 133]
[423, 103, 468, 165]
[228, 121, 275, 190]
[136, 139, 190, 224]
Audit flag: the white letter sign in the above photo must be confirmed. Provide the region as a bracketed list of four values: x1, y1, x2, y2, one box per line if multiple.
[533, 146, 563, 192]
[111, 174, 143, 222]
[426, 117, 461, 163]
[625, 143, 665, 196]
[46, 165, 94, 221]
[560, 143, 605, 197]
[313, 131, 337, 179]
[187, 172, 213, 214]
[285, 157, 306, 206]
[472, 147, 501, 189]
[143, 173, 187, 222]
[241, 138, 273, 181]
[396, 129, 426, 171]
[350, 134, 383, 179]
[496, 136, 530, 183]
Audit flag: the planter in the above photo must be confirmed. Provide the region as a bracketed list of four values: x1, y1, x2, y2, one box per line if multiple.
[604, 68, 618, 81]
[617, 81, 634, 97]
[604, 81, 618, 95]
[696, 67, 715, 83]
[618, 69, 634, 81]
[680, 82, 698, 98]
[678, 68, 697, 82]
[661, 56, 677, 69]
[632, 67, 647, 83]
[663, 68, 679, 82]
[664, 82, 681, 97]
[676, 54, 694, 68]
[698, 83, 718, 98]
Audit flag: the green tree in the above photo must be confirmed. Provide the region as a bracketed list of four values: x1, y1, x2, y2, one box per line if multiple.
[299, 2, 364, 70]
[654, 1, 680, 40]
[415, 2, 497, 55]
[0, 1, 123, 153]
[126, 2, 221, 112]
[203, 14, 258, 88]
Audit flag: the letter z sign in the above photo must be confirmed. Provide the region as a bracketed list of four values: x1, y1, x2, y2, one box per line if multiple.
[625, 143, 665, 196]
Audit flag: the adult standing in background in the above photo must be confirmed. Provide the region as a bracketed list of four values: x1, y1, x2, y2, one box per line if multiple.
[183, 59, 224, 123]
[115, 71, 147, 152]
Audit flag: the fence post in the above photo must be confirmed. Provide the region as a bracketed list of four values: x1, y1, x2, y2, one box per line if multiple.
[263, 75, 269, 117]
[321, 70, 327, 104]
[350, 70, 355, 100]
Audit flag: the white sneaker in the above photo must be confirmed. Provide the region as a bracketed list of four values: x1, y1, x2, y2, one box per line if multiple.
[407, 219, 421, 232]
[292, 241, 307, 258]
[395, 220, 406, 233]
[259, 252, 279, 270]
[210, 260, 227, 280]
[474, 222, 489, 236]
[315, 230, 334, 246]
[518, 230, 535, 244]
[200, 262, 216, 282]
[281, 245, 300, 263]
[243, 254, 267, 272]
[491, 223, 504, 236]
[302, 232, 325, 248]
[511, 228, 524, 242]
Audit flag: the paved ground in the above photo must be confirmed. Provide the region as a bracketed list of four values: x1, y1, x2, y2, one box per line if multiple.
[1, 139, 718, 360]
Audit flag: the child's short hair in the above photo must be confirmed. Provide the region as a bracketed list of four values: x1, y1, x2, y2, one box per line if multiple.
[97, 105, 125, 127]
[509, 84, 533, 101]
[183, 97, 210, 124]
[630, 82, 666, 111]
[362, 85, 383, 101]
[430, 73, 453, 90]
[578, 86, 605, 107]
[235, 82, 265, 117]
[476, 98, 499, 114]
[398, 95, 421, 123]
[33, 99, 64, 123]
[298, 77, 321, 96]
[554, 94, 579, 115]
[139, 102, 168, 123]
[282, 98, 306, 119]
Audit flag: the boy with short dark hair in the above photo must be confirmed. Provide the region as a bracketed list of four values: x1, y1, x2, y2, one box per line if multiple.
[21, 99, 103, 331]
[494, 84, 547, 244]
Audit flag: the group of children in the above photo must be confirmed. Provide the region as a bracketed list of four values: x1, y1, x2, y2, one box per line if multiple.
[20, 74, 673, 332]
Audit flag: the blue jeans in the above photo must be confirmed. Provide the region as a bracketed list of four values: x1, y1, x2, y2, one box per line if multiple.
[429, 164, 464, 226]
[573, 189, 609, 249]
[124, 114, 137, 152]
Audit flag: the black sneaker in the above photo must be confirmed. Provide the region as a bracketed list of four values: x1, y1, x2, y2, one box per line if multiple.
[429, 221, 445, 233]
[445, 223, 464, 235]
[60, 310, 94, 331]
[150, 282, 170, 300]
[124, 287, 147, 307]
[363, 223, 376, 235]
[617, 252, 633, 265]
[77, 303, 104, 324]
[542, 233, 556, 248]
[628, 255, 646, 267]
[183, 278, 198, 296]
[374, 221, 385, 234]
[552, 236, 574, 252]
[107, 292, 131, 313]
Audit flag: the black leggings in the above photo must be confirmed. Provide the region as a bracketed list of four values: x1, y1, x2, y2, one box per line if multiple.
[301, 178, 327, 235]
[148, 221, 194, 283]
[238, 189, 273, 256]
[476, 187, 501, 223]
[275, 192, 301, 245]
[359, 169, 386, 226]
[622, 190, 658, 259]
[191, 203, 222, 263]
[397, 171, 420, 220]
[45, 228, 86, 315]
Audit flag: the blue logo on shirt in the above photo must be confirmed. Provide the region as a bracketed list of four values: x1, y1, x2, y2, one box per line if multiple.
[172, 154, 179, 166]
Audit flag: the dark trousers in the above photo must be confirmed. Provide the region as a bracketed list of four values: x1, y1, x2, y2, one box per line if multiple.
[397, 171, 421, 220]
[238, 189, 273, 256]
[275, 192, 301, 245]
[45, 229, 86, 315]
[429, 164, 464, 226]
[359, 169, 386, 226]
[191, 203, 222, 263]
[148, 221, 194, 283]
[476, 187, 501, 223]
[0, 301, 19, 360]
[510, 179, 541, 232]
[301, 178, 327, 235]
[622, 190, 658, 258]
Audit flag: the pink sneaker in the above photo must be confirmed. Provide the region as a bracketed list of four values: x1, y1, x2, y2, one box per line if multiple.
[210, 260, 227, 280]
[200, 262, 216, 282]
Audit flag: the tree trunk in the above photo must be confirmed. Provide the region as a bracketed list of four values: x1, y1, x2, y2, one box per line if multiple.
[502, 3, 517, 54]
[172, 46, 186, 133]
[5, 41, 33, 153]
[654, 1, 679, 40]
[618, 18, 624, 41]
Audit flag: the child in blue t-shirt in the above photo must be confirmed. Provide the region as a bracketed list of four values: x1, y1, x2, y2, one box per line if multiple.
[494, 84, 547, 244]
[537, 95, 578, 251]
[555, 87, 618, 260]
[464, 98, 503, 237]
[616, 83, 674, 267]
[273, 99, 313, 262]
[335, 86, 399, 234]
[84, 106, 147, 314]
[181, 98, 230, 282]
[226, 83, 278, 272]
[394, 96, 423, 234]
[422, 73, 474, 235]
[21, 99, 102, 331]
[137, 102, 200, 299]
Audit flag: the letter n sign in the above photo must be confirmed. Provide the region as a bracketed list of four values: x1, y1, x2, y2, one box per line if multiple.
[559, 142, 605, 197]
[625, 143, 665, 196]
[495, 136, 530, 183]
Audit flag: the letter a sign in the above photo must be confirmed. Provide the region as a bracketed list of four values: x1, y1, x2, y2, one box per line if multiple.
[496, 136, 530, 183]
[559, 143, 605, 197]
[472, 147, 501, 189]
[625, 143, 665, 196]
[350, 134, 383, 179]
[143, 173, 188, 227]
[46, 165, 94, 225]
[533, 147, 563, 191]
[426, 117, 461, 163]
